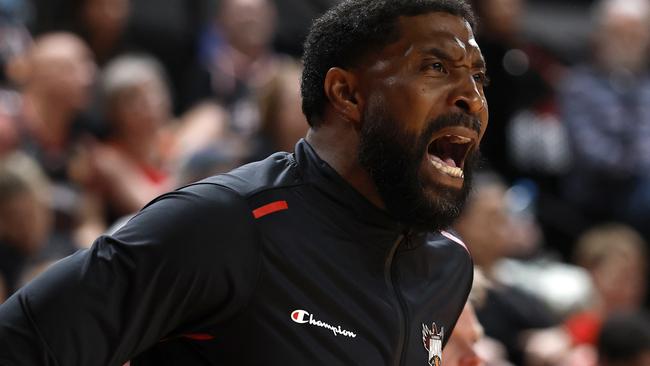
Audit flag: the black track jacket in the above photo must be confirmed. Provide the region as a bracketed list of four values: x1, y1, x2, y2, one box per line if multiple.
[0, 140, 473, 366]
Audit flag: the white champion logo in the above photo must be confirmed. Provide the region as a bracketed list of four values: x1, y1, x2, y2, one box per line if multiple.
[290, 310, 357, 338]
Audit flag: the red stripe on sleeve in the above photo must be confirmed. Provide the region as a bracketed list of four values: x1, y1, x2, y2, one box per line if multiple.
[182, 333, 215, 341]
[252, 200, 289, 219]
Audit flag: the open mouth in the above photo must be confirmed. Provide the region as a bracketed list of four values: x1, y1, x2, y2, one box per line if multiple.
[426, 128, 477, 179]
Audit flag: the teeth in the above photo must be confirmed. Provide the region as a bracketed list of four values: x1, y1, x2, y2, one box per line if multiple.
[445, 135, 472, 144]
[430, 158, 464, 178]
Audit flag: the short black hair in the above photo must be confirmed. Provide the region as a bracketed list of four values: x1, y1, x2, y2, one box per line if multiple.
[300, 0, 476, 127]
[597, 311, 650, 364]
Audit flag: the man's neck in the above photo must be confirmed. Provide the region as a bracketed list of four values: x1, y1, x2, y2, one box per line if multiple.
[305, 125, 386, 210]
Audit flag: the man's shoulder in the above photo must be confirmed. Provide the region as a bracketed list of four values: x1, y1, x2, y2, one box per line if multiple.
[195, 151, 301, 198]
[130, 152, 301, 233]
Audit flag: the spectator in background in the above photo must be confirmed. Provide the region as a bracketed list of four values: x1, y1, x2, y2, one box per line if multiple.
[443, 303, 485, 366]
[513, 223, 648, 366]
[78, 54, 174, 229]
[0, 22, 30, 157]
[0, 99, 20, 157]
[271, 0, 340, 56]
[0, 0, 32, 157]
[250, 59, 308, 160]
[559, 0, 650, 236]
[29, 0, 206, 115]
[470, 0, 576, 258]
[173, 144, 242, 187]
[167, 99, 233, 172]
[3, 32, 99, 250]
[126, 0, 207, 115]
[470, 0, 564, 182]
[0, 0, 32, 84]
[597, 311, 650, 366]
[72, 0, 131, 66]
[0, 153, 52, 296]
[514, 223, 647, 365]
[454, 173, 524, 277]
[565, 224, 648, 347]
[454, 173, 558, 365]
[10, 32, 96, 184]
[443, 269, 514, 366]
[196, 0, 284, 139]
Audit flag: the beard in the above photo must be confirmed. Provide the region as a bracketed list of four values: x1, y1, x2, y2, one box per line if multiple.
[357, 104, 481, 232]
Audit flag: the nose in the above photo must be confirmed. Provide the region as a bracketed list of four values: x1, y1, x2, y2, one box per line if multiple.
[449, 77, 485, 115]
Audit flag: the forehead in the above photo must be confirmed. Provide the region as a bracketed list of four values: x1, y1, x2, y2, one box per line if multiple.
[34, 37, 88, 60]
[383, 12, 481, 60]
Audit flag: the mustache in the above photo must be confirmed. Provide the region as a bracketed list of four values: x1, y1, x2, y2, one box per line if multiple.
[425, 113, 482, 136]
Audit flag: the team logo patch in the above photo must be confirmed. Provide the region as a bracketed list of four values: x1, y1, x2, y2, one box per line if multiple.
[290, 309, 357, 338]
[422, 322, 444, 366]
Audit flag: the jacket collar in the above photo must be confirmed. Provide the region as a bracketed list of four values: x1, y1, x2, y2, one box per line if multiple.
[293, 139, 406, 238]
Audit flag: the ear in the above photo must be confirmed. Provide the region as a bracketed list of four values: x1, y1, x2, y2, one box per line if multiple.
[323, 67, 363, 125]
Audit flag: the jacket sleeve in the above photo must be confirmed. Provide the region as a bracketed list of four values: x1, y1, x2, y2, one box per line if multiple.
[0, 183, 261, 366]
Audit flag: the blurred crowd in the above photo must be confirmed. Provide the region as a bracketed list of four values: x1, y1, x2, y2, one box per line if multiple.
[0, 0, 649, 365]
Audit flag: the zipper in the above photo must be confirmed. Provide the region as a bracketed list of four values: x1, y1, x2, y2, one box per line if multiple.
[384, 232, 411, 366]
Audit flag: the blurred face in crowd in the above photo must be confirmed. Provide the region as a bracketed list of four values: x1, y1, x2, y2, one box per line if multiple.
[218, 0, 276, 56]
[443, 304, 484, 366]
[110, 79, 171, 140]
[81, 0, 130, 37]
[29, 34, 96, 110]
[576, 225, 648, 314]
[594, 3, 650, 73]
[352, 13, 488, 230]
[592, 250, 647, 312]
[478, 0, 523, 39]
[454, 183, 513, 268]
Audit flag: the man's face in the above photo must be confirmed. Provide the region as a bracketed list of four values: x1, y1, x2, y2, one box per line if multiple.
[356, 12, 489, 231]
[454, 184, 513, 266]
[219, 0, 276, 54]
[31, 35, 96, 110]
[82, 0, 130, 36]
[596, 10, 650, 73]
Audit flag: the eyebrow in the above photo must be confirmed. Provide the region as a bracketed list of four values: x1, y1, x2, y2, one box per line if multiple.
[472, 57, 486, 70]
[422, 46, 486, 70]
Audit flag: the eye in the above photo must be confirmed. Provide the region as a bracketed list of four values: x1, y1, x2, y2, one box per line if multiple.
[426, 62, 447, 74]
[473, 72, 491, 87]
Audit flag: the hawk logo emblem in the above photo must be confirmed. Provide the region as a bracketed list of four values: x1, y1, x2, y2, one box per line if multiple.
[422, 322, 444, 366]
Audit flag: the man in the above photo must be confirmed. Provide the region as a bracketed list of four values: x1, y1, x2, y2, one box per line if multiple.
[454, 173, 558, 364]
[0, 0, 489, 364]
[559, 0, 650, 232]
[12, 32, 96, 182]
